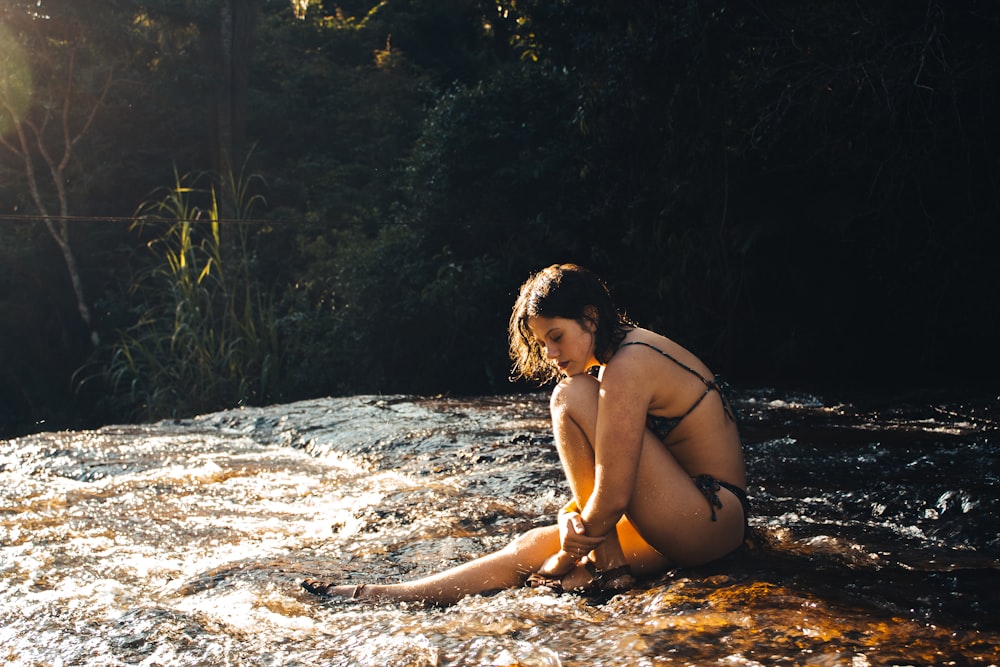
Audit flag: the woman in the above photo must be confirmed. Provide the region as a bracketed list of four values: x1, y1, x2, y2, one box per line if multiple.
[302, 264, 748, 604]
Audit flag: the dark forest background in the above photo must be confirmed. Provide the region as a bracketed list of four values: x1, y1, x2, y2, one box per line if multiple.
[1, 0, 997, 438]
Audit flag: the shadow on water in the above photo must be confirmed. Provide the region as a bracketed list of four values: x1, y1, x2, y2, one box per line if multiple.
[0, 390, 997, 665]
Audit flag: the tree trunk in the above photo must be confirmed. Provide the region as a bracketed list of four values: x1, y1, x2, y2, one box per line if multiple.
[215, 0, 263, 196]
[44, 220, 97, 344]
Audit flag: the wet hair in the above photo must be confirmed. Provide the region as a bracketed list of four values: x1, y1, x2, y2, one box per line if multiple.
[508, 264, 634, 384]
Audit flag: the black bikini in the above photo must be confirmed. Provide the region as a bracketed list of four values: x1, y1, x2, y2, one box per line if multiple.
[618, 340, 749, 524]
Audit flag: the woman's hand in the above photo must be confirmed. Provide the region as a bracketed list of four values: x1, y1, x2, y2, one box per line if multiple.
[536, 511, 606, 578]
[559, 510, 604, 556]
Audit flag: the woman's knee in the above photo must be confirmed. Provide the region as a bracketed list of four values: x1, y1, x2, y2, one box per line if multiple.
[549, 373, 599, 416]
[503, 525, 558, 556]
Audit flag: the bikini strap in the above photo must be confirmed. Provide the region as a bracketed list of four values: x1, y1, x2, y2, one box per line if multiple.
[619, 341, 708, 384]
[619, 340, 736, 423]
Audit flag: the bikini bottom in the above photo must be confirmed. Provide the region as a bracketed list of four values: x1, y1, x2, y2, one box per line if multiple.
[693, 474, 750, 529]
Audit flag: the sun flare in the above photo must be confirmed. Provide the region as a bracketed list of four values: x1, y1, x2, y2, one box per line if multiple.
[0, 22, 33, 138]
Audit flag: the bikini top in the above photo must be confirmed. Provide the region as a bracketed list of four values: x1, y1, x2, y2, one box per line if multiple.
[618, 340, 735, 441]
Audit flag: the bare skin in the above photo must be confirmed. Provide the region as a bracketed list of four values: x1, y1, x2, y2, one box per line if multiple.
[302, 320, 746, 604]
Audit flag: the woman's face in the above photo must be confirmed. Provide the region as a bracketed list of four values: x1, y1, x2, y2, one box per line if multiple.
[527, 315, 598, 377]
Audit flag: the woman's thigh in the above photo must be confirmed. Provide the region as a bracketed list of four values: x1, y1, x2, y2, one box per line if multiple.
[626, 430, 745, 566]
[615, 516, 671, 576]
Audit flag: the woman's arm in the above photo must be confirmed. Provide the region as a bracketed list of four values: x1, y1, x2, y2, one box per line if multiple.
[579, 352, 653, 537]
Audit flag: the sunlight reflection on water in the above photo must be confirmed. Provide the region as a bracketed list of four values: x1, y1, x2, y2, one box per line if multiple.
[0, 392, 997, 665]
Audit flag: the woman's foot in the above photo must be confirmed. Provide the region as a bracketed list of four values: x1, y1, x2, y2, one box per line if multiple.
[535, 550, 581, 578]
[525, 551, 582, 590]
[526, 557, 636, 595]
[301, 579, 370, 600]
[559, 559, 636, 594]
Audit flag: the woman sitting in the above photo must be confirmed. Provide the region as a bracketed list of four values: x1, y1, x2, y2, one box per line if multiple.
[302, 263, 748, 603]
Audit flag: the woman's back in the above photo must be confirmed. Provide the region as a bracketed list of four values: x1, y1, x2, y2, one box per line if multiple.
[605, 328, 746, 490]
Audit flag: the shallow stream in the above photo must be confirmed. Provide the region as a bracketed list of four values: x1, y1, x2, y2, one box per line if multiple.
[1, 390, 997, 665]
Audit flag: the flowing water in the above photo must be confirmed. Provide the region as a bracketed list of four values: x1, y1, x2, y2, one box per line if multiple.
[1, 390, 997, 666]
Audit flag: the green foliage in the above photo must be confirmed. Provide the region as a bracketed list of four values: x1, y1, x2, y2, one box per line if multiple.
[404, 63, 583, 262]
[2, 0, 999, 436]
[107, 167, 278, 420]
[280, 223, 509, 396]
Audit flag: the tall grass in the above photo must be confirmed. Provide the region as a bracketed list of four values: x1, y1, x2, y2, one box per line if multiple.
[108, 166, 278, 420]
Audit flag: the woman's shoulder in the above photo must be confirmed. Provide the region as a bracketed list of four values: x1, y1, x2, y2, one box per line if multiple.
[615, 328, 677, 355]
[612, 329, 713, 377]
[602, 328, 672, 378]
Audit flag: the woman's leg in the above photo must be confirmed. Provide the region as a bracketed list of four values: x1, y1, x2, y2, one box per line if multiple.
[549, 374, 601, 502]
[302, 525, 562, 605]
[621, 436, 746, 566]
[545, 374, 642, 583]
